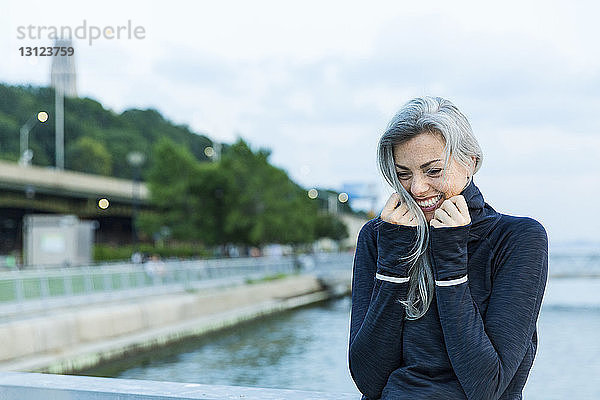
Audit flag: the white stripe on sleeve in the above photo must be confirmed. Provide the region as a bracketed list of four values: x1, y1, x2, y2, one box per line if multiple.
[435, 274, 468, 287]
[375, 273, 409, 284]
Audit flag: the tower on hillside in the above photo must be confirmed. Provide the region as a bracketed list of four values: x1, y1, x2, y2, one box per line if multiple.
[50, 38, 77, 97]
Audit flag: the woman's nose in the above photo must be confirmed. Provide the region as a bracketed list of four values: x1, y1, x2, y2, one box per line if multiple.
[410, 175, 430, 196]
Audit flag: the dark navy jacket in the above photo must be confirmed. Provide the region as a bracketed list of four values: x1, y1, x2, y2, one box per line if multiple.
[349, 180, 548, 400]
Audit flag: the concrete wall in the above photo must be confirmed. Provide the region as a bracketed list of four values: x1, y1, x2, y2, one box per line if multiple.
[0, 274, 347, 373]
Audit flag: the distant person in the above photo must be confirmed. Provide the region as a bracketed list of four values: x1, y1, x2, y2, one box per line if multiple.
[349, 97, 548, 399]
[144, 254, 166, 279]
[250, 247, 262, 257]
[131, 251, 143, 264]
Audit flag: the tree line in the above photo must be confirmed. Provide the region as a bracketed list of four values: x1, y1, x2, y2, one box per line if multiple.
[0, 83, 213, 177]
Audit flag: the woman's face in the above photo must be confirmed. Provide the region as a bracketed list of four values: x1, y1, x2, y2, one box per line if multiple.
[392, 132, 472, 222]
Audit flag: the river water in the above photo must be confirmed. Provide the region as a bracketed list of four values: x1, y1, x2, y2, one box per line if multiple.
[87, 275, 600, 399]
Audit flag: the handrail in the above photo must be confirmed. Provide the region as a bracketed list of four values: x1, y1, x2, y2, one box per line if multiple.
[0, 371, 358, 399]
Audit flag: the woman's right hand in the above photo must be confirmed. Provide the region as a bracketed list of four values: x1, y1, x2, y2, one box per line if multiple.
[380, 193, 418, 226]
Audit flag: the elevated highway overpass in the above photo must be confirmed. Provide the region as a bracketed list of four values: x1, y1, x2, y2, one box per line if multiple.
[0, 160, 149, 254]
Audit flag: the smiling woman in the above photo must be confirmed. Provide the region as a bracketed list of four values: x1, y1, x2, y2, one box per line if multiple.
[392, 132, 473, 221]
[348, 96, 548, 400]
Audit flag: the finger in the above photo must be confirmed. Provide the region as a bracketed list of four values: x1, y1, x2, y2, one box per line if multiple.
[430, 218, 442, 228]
[434, 207, 453, 225]
[440, 199, 462, 221]
[397, 208, 416, 225]
[381, 193, 401, 219]
[449, 195, 470, 223]
[390, 202, 410, 222]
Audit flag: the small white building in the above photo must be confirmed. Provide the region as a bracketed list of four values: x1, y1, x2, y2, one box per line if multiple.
[23, 214, 94, 267]
[339, 213, 369, 250]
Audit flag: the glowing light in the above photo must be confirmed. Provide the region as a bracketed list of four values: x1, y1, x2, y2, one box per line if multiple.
[127, 151, 145, 167]
[37, 111, 49, 123]
[204, 146, 215, 157]
[308, 188, 318, 199]
[98, 198, 110, 209]
[338, 192, 349, 203]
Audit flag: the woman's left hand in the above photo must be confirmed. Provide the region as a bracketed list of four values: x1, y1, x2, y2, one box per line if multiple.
[430, 195, 471, 228]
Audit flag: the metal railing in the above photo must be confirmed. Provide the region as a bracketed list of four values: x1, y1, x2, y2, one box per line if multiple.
[0, 252, 354, 319]
[0, 372, 358, 399]
[0, 249, 594, 310]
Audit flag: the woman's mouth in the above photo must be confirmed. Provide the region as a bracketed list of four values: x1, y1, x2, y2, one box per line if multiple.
[416, 194, 444, 212]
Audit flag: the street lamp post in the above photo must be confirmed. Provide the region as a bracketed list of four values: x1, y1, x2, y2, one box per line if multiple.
[127, 151, 146, 255]
[55, 85, 64, 170]
[19, 111, 49, 166]
[328, 194, 339, 214]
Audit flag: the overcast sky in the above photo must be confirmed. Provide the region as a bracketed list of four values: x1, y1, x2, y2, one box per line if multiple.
[2, 0, 599, 245]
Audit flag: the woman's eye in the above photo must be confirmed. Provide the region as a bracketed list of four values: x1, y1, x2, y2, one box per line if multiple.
[396, 172, 411, 180]
[426, 168, 442, 176]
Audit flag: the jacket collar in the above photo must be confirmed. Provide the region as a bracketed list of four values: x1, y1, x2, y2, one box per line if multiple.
[461, 179, 501, 240]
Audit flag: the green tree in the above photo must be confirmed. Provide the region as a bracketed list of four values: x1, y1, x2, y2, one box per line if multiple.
[143, 138, 320, 248]
[220, 139, 318, 247]
[139, 138, 230, 245]
[315, 214, 349, 242]
[66, 136, 113, 175]
[141, 138, 202, 241]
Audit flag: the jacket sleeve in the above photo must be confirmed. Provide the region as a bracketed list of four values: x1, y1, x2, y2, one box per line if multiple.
[428, 218, 548, 400]
[349, 218, 417, 399]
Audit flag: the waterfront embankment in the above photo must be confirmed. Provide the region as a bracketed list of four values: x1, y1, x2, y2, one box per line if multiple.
[0, 272, 350, 374]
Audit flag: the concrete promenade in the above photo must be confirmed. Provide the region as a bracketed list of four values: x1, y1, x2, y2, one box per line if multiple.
[0, 272, 351, 374]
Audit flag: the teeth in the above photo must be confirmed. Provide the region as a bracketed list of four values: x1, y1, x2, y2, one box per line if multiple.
[417, 195, 441, 208]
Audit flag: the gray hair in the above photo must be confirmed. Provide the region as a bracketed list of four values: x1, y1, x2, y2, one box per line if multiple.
[376, 96, 483, 320]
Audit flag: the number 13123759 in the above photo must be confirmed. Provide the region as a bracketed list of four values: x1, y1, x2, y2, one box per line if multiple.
[19, 47, 74, 56]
